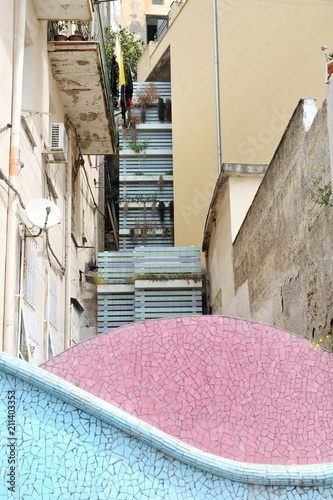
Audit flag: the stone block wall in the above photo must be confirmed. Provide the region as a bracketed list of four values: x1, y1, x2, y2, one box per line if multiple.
[230, 98, 333, 344]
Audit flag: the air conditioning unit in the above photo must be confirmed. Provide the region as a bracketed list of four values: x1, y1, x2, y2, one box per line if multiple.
[48, 123, 68, 162]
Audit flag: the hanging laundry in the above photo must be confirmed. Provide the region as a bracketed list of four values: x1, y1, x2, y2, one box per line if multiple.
[110, 55, 119, 107]
[115, 32, 125, 87]
[124, 63, 133, 104]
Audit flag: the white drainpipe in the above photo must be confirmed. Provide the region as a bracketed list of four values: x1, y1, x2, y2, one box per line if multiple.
[3, 0, 27, 355]
[213, 0, 222, 175]
[64, 130, 72, 350]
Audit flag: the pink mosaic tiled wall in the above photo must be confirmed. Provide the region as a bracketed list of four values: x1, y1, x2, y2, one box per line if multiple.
[42, 316, 333, 465]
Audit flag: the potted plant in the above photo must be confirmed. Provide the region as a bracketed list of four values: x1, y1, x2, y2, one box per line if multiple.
[158, 98, 165, 122]
[157, 201, 165, 224]
[68, 21, 89, 41]
[54, 20, 68, 41]
[137, 83, 160, 123]
[165, 98, 172, 122]
[326, 52, 333, 80]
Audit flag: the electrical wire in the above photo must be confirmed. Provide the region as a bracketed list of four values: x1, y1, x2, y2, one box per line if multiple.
[0, 168, 26, 209]
[45, 230, 66, 275]
[67, 119, 106, 219]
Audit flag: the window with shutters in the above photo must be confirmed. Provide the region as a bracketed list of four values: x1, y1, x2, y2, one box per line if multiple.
[48, 271, 62, 356]
[21, 239, 43, 365]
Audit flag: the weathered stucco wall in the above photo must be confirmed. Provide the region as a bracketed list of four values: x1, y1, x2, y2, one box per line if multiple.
[229, 98, 333, 343]
[121, 0, 172, 43]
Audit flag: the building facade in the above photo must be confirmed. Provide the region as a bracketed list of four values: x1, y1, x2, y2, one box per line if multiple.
[137, 0, 333, 253]
[0, 0, 116, 363]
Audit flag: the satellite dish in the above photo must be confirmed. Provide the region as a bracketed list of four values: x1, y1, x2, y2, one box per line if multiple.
[25, 198, 61, 229]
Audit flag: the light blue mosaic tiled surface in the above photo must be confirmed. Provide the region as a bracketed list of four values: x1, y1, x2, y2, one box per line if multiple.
[1, 353, 333, 499]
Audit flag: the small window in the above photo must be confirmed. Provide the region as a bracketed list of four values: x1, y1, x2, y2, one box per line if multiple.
[146, 16, 167, 43]
[152, 0, 164, 4]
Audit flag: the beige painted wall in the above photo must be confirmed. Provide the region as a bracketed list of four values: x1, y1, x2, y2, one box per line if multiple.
[229, 176, 262, 242]
[138, 0, 217, 248]
[138, 0, 333, 253]
[206, 174, 262, 314]
[120, 0, 173, 42]
[206, 181, 233, 314]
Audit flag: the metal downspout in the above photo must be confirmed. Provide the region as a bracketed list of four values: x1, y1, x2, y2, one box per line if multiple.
[3, 0, 26, 355]
[213, 0, 222, 175]
[64, 130, 72, 350]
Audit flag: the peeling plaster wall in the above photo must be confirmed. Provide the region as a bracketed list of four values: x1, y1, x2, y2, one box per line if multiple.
[229, 99, 333, 344]
[121, 0, 173, 43]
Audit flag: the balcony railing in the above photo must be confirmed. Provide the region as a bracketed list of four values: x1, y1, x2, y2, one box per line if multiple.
[93, 4, 116, 134]
[153, 0, 185, 44]
[154, 16, 170, 43]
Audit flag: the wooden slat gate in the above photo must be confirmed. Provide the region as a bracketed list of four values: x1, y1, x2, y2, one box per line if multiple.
[97, 247, 202, 333]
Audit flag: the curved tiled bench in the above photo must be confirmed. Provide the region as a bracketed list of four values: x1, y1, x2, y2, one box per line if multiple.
[1, 352, 333, 489]
[42, 316, 333, 466]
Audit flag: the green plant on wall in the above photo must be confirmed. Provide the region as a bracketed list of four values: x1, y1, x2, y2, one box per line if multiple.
[20, 345, 35, 361]
[104, 25, 143, 81]
[309, 174, 331, 207]
[20, 347, 29, 362]
[127, 138, 149, 154]
[307, 158, 331, 220]
[54, 20, 68, 35]
[73, 20, 89, 37]
[135, 272, 202, 283]
[93, 272, 106, 285]
[294, 156, 332, 226]
[118, 194, 157, 204]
